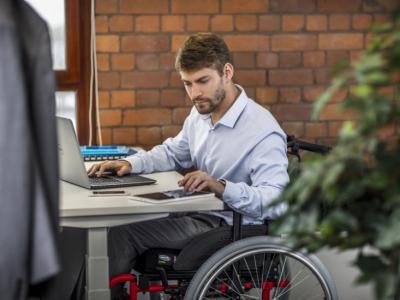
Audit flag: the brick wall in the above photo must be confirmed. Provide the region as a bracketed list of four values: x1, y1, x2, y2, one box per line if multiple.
[95, 0, 398, 148]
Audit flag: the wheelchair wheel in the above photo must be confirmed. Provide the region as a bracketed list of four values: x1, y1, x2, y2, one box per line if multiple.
[184, 236, 337, 300]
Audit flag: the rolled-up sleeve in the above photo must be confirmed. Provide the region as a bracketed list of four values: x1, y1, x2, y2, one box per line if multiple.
[222, 133, 289, 220]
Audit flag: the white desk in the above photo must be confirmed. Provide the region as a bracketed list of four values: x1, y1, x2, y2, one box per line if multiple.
[59, 171, 224, 300]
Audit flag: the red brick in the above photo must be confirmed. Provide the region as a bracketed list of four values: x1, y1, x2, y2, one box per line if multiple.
[160, 89, 187, 107]
[235, 15, 257, 32]
[233, 53, 255, 68]
[121, 71, 169, 88]
[281, 121, 305, 137]
[171, 35, 187, 52]
[162, 126, 182, 140]
[271, 104, 312, 121]
[136, 54, 159, 71]
[256, 53, 278, 68]
[159, 53, 176, 70]
[136, 90, 160, 107]
[111, 54, 135, 71]
[122, 35, 169, 52]
[222, 0, 269, 13]
[326, 50, 349, 66]
[110, 15, 133, 32]
[99, 91, 110, 108]
[137, 127, 162, 146]
[96, 128, 111, 145]
[305, 122, 327, 138]
[187, 15, 210, 32]
[270, 0, 316, 13]
[269, 69, 313, 85]
[111, 91, 135, 108]
[318, 103, 356, 121]
[120, 0, 168, 14]
[255, 88, 278, 104]
[211, 15, 234, 32]
[282, 15, 305, 32]
[170, 71, 183, 87]
[258, 15, 280, 32]
[272, 34, 317, 51]
[100, 109, 122, 126]
[172, 108, 191, 124]
[113, 128, 136, 145]
[162, 16, 185, 32]
[135, 16, 160, 32]
[328, 121, 343, 137]
[303, 86, 325, 102]
[171, 0, 219, 14]
[235, 70, 266, 86]
[224, 35, 269, 51]
[329, 14, 351, 30]
[96, 0, 118, 13]
[96, 16, 108, 33]
[317, 0, 362, 13]
[98, 72, 120, 89]
[314, 68, 332, 84]
[280, 88, 301, 103]
[303, 51, 325, 67]
[319, 33, 363, 49]
[279, 52, 302, 68]
[306, 15, 327, 31]
[96, 35, 119, 52]
[374, 14, 393, 25]
[124, 109, 172, 125]
[97, 54, 110, 71]
[352, 14, 372, 30]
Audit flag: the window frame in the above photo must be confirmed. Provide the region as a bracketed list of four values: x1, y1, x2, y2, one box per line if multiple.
[56, 0, 91, 145]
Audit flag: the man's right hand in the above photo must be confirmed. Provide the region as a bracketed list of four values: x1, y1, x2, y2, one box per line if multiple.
[87, 160, 132, 177]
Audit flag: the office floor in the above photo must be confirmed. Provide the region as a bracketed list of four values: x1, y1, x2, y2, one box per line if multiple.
[317, 249, 374, 300]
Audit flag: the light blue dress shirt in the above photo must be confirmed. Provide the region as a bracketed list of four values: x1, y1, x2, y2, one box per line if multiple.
[125, 86, 289, 225]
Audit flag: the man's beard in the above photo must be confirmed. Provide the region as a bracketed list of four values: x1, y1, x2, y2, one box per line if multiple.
[194, 83, 226, 115]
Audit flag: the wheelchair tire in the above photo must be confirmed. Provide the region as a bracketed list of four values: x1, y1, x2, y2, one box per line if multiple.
[184, 236, 338, 300]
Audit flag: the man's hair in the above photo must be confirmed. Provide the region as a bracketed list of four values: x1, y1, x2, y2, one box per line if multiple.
[175, 33, 231, 75]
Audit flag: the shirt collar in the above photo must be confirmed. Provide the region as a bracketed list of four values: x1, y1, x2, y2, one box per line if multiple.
[217, 85, 248, 128]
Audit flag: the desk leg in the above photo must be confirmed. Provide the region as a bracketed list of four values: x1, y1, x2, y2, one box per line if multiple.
[86, 227, 111, 300]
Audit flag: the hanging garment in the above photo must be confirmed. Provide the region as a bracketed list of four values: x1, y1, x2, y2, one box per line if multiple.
[0, 0, 60, 299]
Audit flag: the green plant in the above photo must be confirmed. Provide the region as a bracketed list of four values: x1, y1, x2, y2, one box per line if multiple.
[272, 12, 400, 300]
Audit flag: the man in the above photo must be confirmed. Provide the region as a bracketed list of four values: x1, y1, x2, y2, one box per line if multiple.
[88, 33, 289, 296]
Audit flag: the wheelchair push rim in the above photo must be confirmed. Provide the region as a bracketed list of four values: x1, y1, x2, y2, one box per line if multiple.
[185, 236, 337, 300]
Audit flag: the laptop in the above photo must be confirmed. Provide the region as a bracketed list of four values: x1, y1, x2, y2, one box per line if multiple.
[57, 117, 156, 189]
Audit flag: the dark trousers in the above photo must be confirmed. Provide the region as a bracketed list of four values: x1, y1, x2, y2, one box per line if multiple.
[72, 213, 224, 299]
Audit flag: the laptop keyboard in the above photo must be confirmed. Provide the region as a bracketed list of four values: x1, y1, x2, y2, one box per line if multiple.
[89, 175, 119, 184]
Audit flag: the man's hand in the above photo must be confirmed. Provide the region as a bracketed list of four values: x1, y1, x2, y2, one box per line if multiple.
[87, 160, 132, 177]
[178, 170, 225, 197]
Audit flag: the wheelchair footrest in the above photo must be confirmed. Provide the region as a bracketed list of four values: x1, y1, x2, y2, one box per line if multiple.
[110, 273, 178, 300]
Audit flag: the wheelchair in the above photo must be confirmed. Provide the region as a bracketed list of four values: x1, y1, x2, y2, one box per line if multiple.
[110, 136, 337, 300]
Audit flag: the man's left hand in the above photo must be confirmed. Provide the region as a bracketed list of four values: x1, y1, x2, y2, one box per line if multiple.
[178, 170, 225, 197]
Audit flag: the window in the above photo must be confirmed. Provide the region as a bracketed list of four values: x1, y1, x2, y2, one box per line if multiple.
[25, 0, 91, 144]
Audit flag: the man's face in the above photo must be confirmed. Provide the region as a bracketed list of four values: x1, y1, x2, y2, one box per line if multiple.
[180, 67, 226, 115]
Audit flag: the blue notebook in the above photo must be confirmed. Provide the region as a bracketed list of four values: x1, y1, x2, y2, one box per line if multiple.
[80, 145, 137, 161]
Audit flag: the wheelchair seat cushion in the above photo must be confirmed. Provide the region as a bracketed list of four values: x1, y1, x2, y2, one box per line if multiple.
[173, 225, 267, 271]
